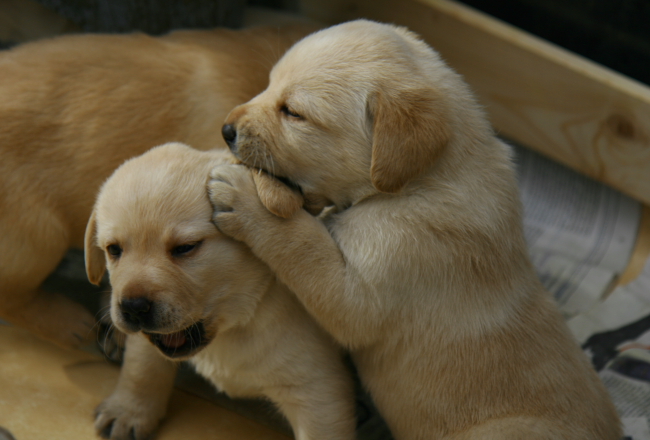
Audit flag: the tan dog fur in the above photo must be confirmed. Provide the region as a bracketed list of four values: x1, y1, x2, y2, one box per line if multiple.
[84, 143, 355, 440]
[208, 20, 622, 439]
[0, 23, 315, 348]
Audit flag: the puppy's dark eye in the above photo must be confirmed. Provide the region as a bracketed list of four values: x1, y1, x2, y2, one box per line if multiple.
[171, 241, 202, 257]
[106, 244, 122, 258]
[280, 104, 302, 119]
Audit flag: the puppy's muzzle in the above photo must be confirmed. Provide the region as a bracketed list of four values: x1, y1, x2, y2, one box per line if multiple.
[222, 123, 237, 153]
[120, 297, 153, 330]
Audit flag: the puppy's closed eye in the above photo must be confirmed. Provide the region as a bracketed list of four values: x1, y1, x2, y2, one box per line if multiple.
[171, 241, 202, 257]
[280, 104, 302, 120]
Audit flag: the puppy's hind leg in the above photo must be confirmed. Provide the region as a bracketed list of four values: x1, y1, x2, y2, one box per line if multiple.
[95, 333, 177, 440]
[0, 212, 96, 348]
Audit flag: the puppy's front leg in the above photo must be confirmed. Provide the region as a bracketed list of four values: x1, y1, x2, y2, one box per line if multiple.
[267, 381, 356, 440]
[95, 333, 177, 440]
[208, 165, 386, 347]
[261, 345, 356, 440]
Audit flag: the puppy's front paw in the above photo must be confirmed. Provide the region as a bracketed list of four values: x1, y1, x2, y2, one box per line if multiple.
[252, 171, 304, 219]
[95, 392, 166, 440]
[208, 164, 266, 242]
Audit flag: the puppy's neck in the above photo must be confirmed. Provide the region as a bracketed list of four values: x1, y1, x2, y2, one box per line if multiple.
[329, 184, 379, 213]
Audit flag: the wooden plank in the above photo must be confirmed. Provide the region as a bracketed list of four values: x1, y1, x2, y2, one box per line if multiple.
[299, 0, 650, 204]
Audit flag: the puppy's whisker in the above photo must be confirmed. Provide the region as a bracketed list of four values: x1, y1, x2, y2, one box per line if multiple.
[95, 303, 112, 319]
[255, 148, 261, 170]
[189, 317, 199, 352]
[92, 307, 114, 347]
[257, 150, 264, 173]
[249, 45, 277, 72]
[254, 36, 283, 71]
[267, 154, 278, 181]
[100, 322, 115, 355]
[91, 308, 111, 333]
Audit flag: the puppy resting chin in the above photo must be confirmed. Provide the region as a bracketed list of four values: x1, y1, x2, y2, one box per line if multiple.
[210, 19, 622, 440]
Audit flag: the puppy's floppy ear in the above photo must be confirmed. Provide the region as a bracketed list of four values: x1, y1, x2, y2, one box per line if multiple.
[253, 170, 305, 219]
[370, 88, 451, 193]
[84, 210, 106, 285]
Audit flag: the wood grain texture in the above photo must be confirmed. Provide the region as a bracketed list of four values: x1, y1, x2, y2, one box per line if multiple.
[299, 0, 650, 204]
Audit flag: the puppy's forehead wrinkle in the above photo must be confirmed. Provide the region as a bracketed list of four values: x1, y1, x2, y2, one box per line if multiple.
[99, 177, 213, 226]
[170, 221, 218, 243]
[95, 145, 232, 253]
[97, 199, 210, 241]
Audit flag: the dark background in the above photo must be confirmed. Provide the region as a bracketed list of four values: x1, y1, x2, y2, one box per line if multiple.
[12, 0, 647, 86]
[457, 0, 650, 86]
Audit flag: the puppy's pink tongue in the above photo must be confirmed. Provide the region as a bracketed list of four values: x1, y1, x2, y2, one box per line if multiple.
[160, 331, 186, 348]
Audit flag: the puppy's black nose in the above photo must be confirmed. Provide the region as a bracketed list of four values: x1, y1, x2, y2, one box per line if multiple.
[120, 297, 153, 327]
[222, 124, 237, 151]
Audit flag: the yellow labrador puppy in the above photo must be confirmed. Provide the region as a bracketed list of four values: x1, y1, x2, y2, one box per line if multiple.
[208, 20, 622, 440]
[84, 143, 355, 440]
[0, 23, 315, 349]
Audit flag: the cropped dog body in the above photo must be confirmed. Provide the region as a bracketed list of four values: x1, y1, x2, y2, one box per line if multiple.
[208, 20, 622, 439]
[0, 24, 314, 348]
[85, 144, 355, 440]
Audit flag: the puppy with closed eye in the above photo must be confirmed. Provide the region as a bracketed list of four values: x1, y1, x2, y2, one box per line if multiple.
[85, 143, 355, 440]
[208, 20, 622, 440]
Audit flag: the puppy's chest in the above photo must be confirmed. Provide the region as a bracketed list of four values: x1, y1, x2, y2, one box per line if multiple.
[324, 208, 414, 270]
[189, 341, 266, 398]
[323, 212, 362, 250]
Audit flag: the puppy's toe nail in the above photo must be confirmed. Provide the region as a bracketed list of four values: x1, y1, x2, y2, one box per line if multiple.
[207, 182, 220, 194]
[100, 420, 114, 439]
[208, 181, 230, 198]
[208, 186, 236, 213]
[209, 177, 230, 186]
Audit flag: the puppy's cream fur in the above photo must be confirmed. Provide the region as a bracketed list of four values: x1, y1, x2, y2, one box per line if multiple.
[0, 24, 315, 348]
[85, 143, 355, 440]
[209, 20, 622, 439]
